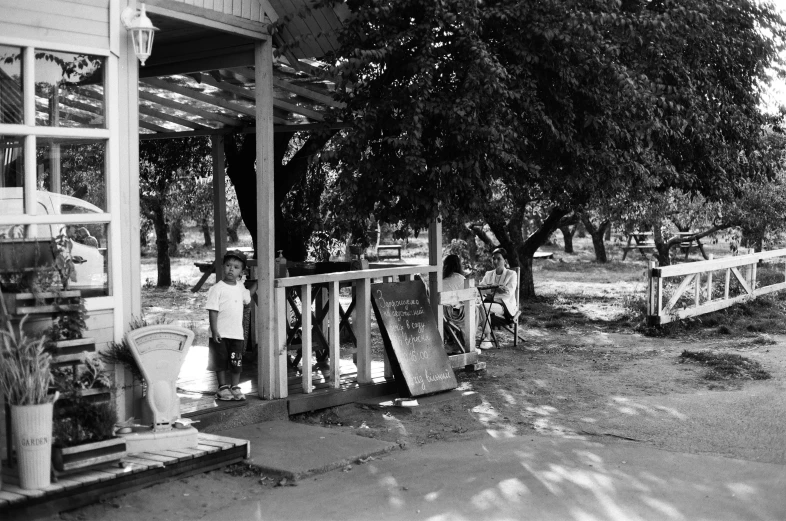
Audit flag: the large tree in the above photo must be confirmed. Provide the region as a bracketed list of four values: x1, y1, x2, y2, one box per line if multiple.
[139, 137, 212, 287]
[317, 0, 784, 298]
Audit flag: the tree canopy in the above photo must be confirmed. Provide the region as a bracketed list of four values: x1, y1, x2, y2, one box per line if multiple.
[315, 0, 785, 297]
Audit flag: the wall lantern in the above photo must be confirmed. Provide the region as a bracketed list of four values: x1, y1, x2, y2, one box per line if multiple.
[121, 3, 159, 66]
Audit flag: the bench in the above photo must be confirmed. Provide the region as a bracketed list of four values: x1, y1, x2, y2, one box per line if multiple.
[191, 261, 215, 292]
[377, 244, 403, 260]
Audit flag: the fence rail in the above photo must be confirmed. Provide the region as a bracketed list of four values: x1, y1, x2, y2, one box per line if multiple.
[646, 249, 786, 325]
[269, 265, 439, 397]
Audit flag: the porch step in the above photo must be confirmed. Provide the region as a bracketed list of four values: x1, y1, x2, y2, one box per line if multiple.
[217, 420, 396, 480]
[183, 396, 288, 433]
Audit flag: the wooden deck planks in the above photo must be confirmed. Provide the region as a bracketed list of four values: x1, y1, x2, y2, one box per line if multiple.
[0, 434, 249, 519]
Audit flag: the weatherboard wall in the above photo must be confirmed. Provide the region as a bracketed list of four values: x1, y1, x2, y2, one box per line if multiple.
[0, 0, 111, 50]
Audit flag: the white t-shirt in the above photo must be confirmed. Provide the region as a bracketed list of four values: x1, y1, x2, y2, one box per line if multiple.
[205, 280, 251, 340]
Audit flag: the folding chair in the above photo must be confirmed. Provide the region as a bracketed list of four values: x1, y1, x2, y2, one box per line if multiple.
[489, 267, 523, 346]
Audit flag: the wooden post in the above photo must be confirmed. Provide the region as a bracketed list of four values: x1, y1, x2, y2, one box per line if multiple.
[724, 268, 730, 300]
[356, 277, 372, 384]
[428, 216, 443, 338]
[211, 136, 227, 283]
[694, 272, 701, 307]
[646, 260, 655, 317]
[463, 279, 476, 353]
[255, 38, 276, 399]
[706, 254, 714, 302]
[328, 280, 341, 389]
[750, 259, 757, 295]
[300, 284, 312, 394]
[274, 287, 288, 398]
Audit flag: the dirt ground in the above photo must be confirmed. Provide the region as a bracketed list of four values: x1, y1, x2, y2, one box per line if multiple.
[53, 237, 786, 520]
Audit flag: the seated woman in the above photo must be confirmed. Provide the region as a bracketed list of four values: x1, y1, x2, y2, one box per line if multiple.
[442, 254, 467, 352]
[477, 247, 518, 349]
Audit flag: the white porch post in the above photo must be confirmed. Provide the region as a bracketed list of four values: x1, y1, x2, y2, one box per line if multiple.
[429, 216, 443, 338]
[255, 38, 278, 399]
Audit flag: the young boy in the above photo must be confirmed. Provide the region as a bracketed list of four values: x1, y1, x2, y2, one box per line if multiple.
[205, 250, 257, 401]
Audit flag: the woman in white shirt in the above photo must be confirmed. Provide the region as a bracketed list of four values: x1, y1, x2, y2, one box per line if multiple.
[478, 247, 518, 349]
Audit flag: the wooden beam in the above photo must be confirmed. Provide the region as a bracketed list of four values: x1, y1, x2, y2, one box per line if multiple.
[139, 90, 244, 128]
[256, 38, 277, 399]
[137, 121, 349, 140]
[139, 50, 256, 79]
[212, 136, 227, 286]
[145, 0, 270, 40]
[141, 78, 256, 117]
[138, 118, 171, 133]
[138, 104, 208, 130]
[273, 77, 345, 109]
[191, 73, 326, 121]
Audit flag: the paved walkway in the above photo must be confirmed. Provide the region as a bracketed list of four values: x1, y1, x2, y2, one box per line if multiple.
[208, 421, 786, 521]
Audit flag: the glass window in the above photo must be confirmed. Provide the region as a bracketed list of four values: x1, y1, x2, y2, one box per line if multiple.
[35, 50, 104, 128]
[0, 135, 24, 191]
[36, 139, 107, 211]
[0, 45, 22, 125]
[0, 222, 109, 296]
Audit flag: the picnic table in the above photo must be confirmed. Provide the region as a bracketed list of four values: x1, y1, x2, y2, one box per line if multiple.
[191, 246, 255, 292]
[621, 232, 656, 260]
[675, 232, 708, 260]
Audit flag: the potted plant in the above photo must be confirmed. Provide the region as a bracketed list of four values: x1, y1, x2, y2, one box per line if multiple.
[0, 312, 56, 490]
[50, 353, 125, 475]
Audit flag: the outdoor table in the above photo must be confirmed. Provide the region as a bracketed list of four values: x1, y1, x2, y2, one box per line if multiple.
[477, 284, 500, 348]
[191, 246, 254, 292]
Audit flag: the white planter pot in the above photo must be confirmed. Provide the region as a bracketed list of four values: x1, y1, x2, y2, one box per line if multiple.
[11, 402, 53, 490]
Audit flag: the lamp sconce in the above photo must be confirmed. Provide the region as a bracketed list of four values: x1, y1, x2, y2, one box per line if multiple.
[121, 3, 159, 66]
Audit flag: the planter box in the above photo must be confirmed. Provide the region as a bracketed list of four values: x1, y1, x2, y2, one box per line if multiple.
[0, 238, 54, 274]
[2, 290, 81, 315]
[50, 337, 96, 365]
[52, 437, 127, 474]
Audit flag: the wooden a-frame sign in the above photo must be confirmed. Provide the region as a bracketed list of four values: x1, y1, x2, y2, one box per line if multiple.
[371, 281, 458, 397]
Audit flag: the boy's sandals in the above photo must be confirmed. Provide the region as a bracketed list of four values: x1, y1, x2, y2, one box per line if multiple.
[230, 386, 245, 401]
[216, 385, 234, 401]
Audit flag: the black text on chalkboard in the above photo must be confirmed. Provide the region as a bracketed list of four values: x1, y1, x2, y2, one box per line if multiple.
[371, 281, 457, 397]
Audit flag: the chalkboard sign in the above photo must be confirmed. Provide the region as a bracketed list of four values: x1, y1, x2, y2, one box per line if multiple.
[371, 281, 458, 397]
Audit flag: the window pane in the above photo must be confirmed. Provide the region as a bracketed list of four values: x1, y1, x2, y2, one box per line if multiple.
[36, 139, 106, 211]
[0, 45, 23, 124]
[1, 135, 24, 191]
[35, 51, 104, 128]
[0, 222, 109, 297]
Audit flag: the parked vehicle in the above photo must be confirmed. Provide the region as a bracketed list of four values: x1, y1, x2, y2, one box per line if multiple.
[0, 188, 107, 296]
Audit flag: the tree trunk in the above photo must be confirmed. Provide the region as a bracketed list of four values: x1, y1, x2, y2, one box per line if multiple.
[201, 219, 212, 247]
[516, 208, 570, 300]
[559, 226, 575, 254]
[227, 215, 242, 243]
[224, 131, 337, 260]
[580, 214, 610, 263]
[168, 219, 183, 257]
[152, 205, 171, 287]
[652, 225, 671, 266]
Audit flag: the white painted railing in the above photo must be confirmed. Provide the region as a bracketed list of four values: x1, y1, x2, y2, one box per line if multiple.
[269, 265, 439, 398]
[646, 249, 786, 325]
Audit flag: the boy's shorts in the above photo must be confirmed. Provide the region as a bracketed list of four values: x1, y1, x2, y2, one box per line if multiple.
[207, 338, 244, 374]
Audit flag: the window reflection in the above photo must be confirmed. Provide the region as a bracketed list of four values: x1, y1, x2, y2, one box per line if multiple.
[0, 45, 22, 125]
[36, 139, 107, 211]
[0, 135, 24, 194]
[35, 50, 104, 128]
[0, 222, 109, 297]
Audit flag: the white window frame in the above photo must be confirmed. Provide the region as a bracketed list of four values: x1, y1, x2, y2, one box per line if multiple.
[0, 42, 119, 311]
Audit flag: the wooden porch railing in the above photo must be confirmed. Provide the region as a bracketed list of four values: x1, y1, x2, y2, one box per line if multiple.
[646, 249, 786, 325]
[269, 265, 439, 398]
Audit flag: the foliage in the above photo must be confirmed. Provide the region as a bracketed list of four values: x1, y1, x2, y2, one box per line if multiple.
[139, 137, 212, 286]
[51, 227, 79, 289]
[46, 296, 88, 342]
[0, 314, 53, 405]
[53, 399, 116, 448]
[678, 350, 771, 381]
[319, 0, 785, 298]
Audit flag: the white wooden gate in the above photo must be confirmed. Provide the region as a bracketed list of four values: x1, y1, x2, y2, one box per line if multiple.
[647, 249, 786, 325]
